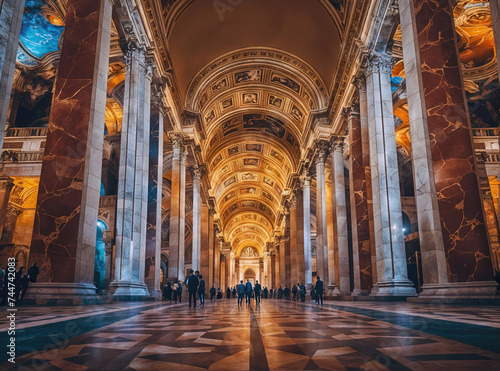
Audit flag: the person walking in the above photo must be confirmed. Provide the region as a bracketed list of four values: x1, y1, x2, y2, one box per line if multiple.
[232, 287, 236, 298]
[245, 279, 253, 304]
[254, 280, 262, 305]
[210, 284, 216, 302]
[315, 276, 324, 305]
[237, 280, 245, 306]
[284, 285, 290, 300]
[217, 287, 222, 299]
[187, 270, 199, 308]
[226, 286, 231, 299]
[198, 275, 205, 307]
[164, 282, 173, 302]
[292, 284, 297, 301]
[299, 283, 306, 302]
[173, 281, 179, 303]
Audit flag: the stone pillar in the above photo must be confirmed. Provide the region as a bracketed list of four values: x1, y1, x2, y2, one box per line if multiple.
[200, 204, 210, 281]
[27, 0, 112, 304]
[0, 178, 14, 239]
[1, 204, 22, 244]
[348, 102, 373, 295]
[214, 239, 221, 288]
[301, 172, 313, 287]
[207, 210, 215, 286]
[295, 189, 305, 285]
[490, 0, 500, 83]
[315, 147, 328, 282]
[365, 52, 416, 296]
[0, 0, 25, 149]
[263, 252, 270, 288]
[220, 254, 226, 290]
[179, 151, 187, 281]
[289, 200, 298, 285]
[102, 230, 113, 292]
[167, 134, 186, 282]
[274, 246, 280, 288]
[191, 166, 202, 272]
[225, 251, 231, 289]
[399, 0, 495, 295]
[230, 251, 235, 288]
[279, 238, 286, 286]
[271, 252, 276, 288]
[110, 41, 150, 298]
[331, 137, 349, 295]
[145, 90, 165, 297]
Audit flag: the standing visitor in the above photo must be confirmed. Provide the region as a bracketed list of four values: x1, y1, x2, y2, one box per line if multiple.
[254, 280, 261, 305]
[198, 275, 205, 307]
[187, 269, 199, 308]
[226, 286, 231, 299]
[300, 283, 306, 302]
[245, 279, 253, 304]
[28, 263, 39, 283]
[315, 276, 324, 305]
[210, 284, 216, 302]
[237, 280, 245, 306]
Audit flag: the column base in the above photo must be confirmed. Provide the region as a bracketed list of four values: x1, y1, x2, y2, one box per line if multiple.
[24, 282, 99, 305]
[410, 281, 499, 302]
[371, 279, 418, 297]
[351, 289, 369, 297]
[109, 281, 152, 301]
[149, 289, 162, 300]
[327, 285, 341, 296]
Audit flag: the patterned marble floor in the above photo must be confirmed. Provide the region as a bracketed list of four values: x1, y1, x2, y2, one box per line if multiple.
[1, 299, 499, 370]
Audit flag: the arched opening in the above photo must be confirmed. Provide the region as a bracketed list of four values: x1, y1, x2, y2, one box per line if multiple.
[94, 220, 107, 293]
[243, 268, 256, 286]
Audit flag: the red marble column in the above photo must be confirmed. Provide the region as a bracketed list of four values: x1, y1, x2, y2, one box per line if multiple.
[29, 0, 111, 290]
[145, 100, 164, 296]
[349, 111, 373, 291]
[200, 204, 210, 280]
[413, 0, 492, 281]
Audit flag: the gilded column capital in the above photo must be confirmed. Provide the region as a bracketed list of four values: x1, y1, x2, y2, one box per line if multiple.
[0, 178, 14, 191]
[289, 195, 297, 210]
[6, 205, 23, 218]
[169, 132, 184, 151]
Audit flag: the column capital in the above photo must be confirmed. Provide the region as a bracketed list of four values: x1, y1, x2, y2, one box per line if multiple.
[6, 204, 23, 218]
[123, 40, 146, 67]
[330, 136, 346, 153]
[315, 142, 329, 165]
[366, 52, 394, 76]
[289, 195, 297, 210]
[145, 55, 155, 81]
[0, 177, 14, 191]
[353, 74, 366, 93]
[300, 171, 311, 188]
[190, 165, 203, 181]
[169, 132, 184, 151]
[180, 151, 188, 165]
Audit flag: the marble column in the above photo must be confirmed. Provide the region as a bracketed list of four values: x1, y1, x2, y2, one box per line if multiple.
[348, 103, 373, 295]
[200, 204, 210, 281]
[225, 251, 231, 289]
[263, 252, 270, 288]
[271, 252, 276, 288]
[167, 134, 186, 282]
[295, 189, 305, 285]
[145, 92, 165, 297]
[111, 41, 150, 298]
[214, 239, 221, 288]
[289, 198, 298, 286]
[179, 151, 187, 281]
[274, 246, 280, 288]
[207, 209, 215, 286]
[331, 137, 349, 295]
[301, 172, 313, 287]
[27, 0, 112, 304]
[220, 254, 226, 290]
[102, 230, 113, 292]
[315, 147, 328, 283]
[0, 178, 14, 239]
[279, 238, 286, 286]
[191, 166, 202, 272]
[400, 0, 494, 295]
[229, 252, 235, 288]
[0, 0, 25, 150]
[490, 0, 500, 83]
[365, 52, 416, 296]
[1, 205, 22, 244]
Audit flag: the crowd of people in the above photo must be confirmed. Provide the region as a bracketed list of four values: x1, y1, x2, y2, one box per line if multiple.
[0, 262, 39, 305]
[162, 272, 326, 307]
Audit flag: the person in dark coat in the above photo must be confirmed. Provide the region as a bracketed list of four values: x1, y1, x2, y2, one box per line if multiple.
[254, 280, 262, 305]
[28, 263, 39, 283]
[245, 279, 253, 304]
[164, 282, 173, 301]
[217, 287, 222, 299]
[198, 275, 205, 307]
[284, 285, 290, 300]
[315, 276, 324, 305]
[237, 280, 245, 306]
[210, 284, 216, 302]
[226, 287, 231, 299]
[300, 283, 306, 302]
[232, 287, 236, 298]
[187, 270, 199, 308]
[278, 286, 283, 299]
